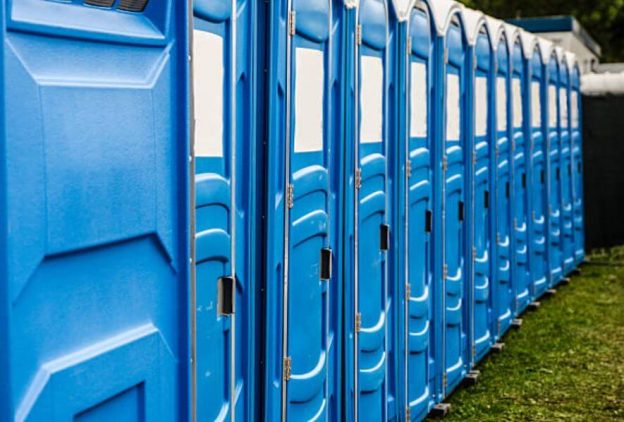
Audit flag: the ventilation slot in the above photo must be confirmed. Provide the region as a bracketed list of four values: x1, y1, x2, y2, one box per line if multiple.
[118, 0, 148, 12]
[84, 0, 115, 7]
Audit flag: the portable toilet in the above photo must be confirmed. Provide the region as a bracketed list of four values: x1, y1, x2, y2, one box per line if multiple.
[192, 0, 259, 419]
[486, 17, 513, 339]
[505, 23, 531, 315]
[558, 49, 575, 276]
[262, 0, 343, 419]
[398, 0, 437, 418]
[424, 0, 469, 400]
[527, 37, 551, 299]
[545, 43, 563, 286]
[0, 1, 191, 420]
[568, 53, 585, 265]
[462, 7, 495, 368]
[342, 0, 395, 419]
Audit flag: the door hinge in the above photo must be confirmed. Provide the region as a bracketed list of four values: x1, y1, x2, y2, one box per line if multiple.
[406, 37, 412, 55]
[406, 406, 411, 421]
[473, 151, 477, 166]
[288, 10, 296, 37]
[405, 283, 411, 300]
[472, 247, 477, 261]
[355, 168, 362, 190]
[356, 24, 362, 45]
[513, 218, 518, 231]
[406, 159, 412, 178]
[443, 264, 448, 280]
[443, 371, 448, 389]
[442, 155, 448, 172]
[444, 47, 449, 64]
[472, 344, 477, 358]
[496, 232, 501, 245]
[283, 356, 292, 382]
[287, 184, 295, 209]
[355, 313, 362, 332]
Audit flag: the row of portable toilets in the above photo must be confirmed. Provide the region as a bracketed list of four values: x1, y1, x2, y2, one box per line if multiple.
[193, 0, 585, 420]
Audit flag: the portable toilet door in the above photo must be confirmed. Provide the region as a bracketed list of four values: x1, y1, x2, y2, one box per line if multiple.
[262, 0, 341, 419]
[546, 47, 563, 286]
[558, 51, 575, 276]
[570, 56, 585, 265]
[464, 9, 494, 367]
[529, 39, 550, 299]
[487, 17, 513, 339]
[345, 0, 394, 419]
[0, 1, 191, 420]
[507, 26, 531, 315]
[402, 1, 436, 418]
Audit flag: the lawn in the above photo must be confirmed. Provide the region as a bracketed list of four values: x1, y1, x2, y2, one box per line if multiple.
[436, 247, 624, 421]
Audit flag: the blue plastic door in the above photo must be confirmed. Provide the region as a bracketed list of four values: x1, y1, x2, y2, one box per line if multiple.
[355, 1, 390, 419]
[192, 0, 257, 419]
[494, 38, 513, 337]
[472, 31, 494, 363]
[529, 49, 549, 298]
[571, 66, 585, 264]
[547, 55, 562, 285]
[442, 19, 468, 393]
[558, 61, 574, 275]
[510, 42, 531, 313]
[0, 1, 190, 420]
[405, 7, 434, 420]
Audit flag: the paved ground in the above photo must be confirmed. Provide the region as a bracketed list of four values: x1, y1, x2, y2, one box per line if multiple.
[434, 247, 624, 421]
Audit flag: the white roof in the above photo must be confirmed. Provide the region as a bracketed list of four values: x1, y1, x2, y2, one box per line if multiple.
[566, 51, 579, 72]
[484, 16, 505, 49]
[555, 46, 566, 67]
[462, 7, 486, 46]
[391, 0, 416, 21]
[519, 30, 537, 60]
[344, 0, 357, 9]
[537, 37, 554, 64]
[582, 72, 624, 96]
[503, 22, 520, 53]
[427, 0, 462, 36]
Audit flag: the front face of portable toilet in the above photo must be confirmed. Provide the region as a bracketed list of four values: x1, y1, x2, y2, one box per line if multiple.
[472, 25, 494, 365]
[263, 0, 341, 419]
[493, 31, 513, 338]
[558, 57, 575, 275]
[350, 0, 392, 419]
[510, 36, 531, 314]
[440, 10, 468, 396]
[192, 1, 258, 419]
[529, 45, 549, 298]
[0, 1, 191, 419]
[571, 64, 585, 264]
[404, 4, 435, 419]
[547, 52, 563, 285]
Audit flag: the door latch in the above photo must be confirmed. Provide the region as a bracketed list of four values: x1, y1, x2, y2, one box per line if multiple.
[320, 248, 332, 280]
[380, 224, 390, 251]
[218, 275, 235, 316]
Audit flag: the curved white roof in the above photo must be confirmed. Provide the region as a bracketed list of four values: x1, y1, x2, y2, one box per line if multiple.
[519, 30, 537, 60]
[426, 0, 462, 36]
[485, 16, 505, 49]
[462, 7, 486, 46]
[392, 0, 416, 21]
[344, 0, 357, 9]
[537, 37, 554, 64]
[503, 22, 520, 53]
[566, 51, 579, 72]
[555, 46, 567, 68]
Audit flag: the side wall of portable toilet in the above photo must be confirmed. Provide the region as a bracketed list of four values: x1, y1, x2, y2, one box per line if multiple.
[487, 18, 513, 339]
[507, 24, 531, 315]
[399, 1, 437, 419]
[192, 0, 260, 419]
[546, 46, 563, 286]
[426, 0, 470, 399]
[0, 1, 191, 420]
[558, 51, 575, 276]
[569, 56, 585, 265]
[529, 39, 550, 299]
[343, 0, 395, 419]
[262, 0, 343, 419]
[462, 7, 494, 370]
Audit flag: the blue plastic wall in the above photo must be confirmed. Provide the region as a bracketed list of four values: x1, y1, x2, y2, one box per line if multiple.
[571, 65, 585, 265]
[263, 0, 343, 419]
[529, 46, 550, 299]
[0, 0, 190, 420]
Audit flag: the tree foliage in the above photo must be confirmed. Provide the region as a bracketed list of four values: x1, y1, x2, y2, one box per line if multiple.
[458, 0, 624, 62]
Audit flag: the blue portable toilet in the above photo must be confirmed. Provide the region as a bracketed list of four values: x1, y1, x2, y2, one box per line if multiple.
[0, 1, 191, 420]
[568, 53, 585, 265]
[545, 42, 564, 286]
[397, 0, 437, 419]
[262, 0, 343, 419]
[505, 23, 531, 314]
[557, 49, 575, 275]
[462, 7, 495, 367]
[192, 0, 259, 419]
[486, 16, 513, 339]
[424, 0, 469, 400]
[526, 37, 551, 299]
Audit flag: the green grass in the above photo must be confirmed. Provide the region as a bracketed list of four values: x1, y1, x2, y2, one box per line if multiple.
[437, 247, 624, 421]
